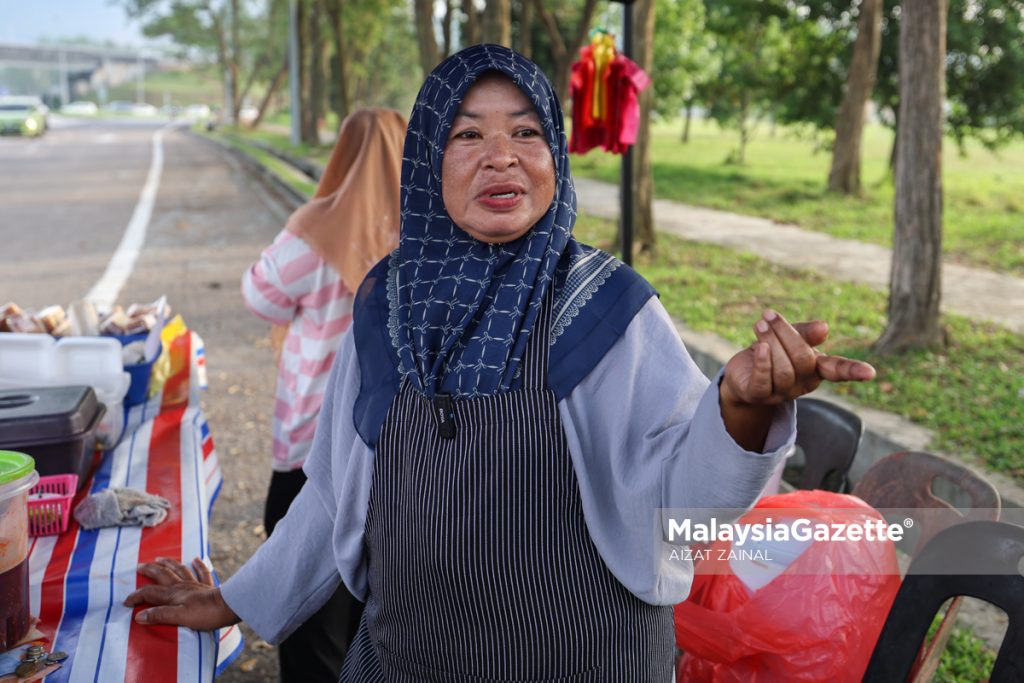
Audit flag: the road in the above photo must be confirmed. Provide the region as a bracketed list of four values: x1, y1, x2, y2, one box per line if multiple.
[0, 117, 287, 681]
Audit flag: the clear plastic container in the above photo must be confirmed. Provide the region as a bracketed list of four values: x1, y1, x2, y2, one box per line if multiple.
[0, 450, 39, 650]
[0, 333, 129, 447]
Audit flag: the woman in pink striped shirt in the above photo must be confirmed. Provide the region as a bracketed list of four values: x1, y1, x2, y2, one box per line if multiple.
[240, 108, 406, 683]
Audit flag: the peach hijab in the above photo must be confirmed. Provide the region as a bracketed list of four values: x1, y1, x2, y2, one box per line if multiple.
[285, 107, 407, 291]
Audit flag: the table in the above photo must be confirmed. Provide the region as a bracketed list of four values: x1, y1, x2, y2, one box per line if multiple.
[26, 326, 243, 682]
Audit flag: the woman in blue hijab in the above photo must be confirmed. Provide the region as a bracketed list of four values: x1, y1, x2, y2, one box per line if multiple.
[127, 45, 874, 681]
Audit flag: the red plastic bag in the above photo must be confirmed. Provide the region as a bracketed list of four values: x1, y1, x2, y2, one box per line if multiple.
[674, 491, 901, 682]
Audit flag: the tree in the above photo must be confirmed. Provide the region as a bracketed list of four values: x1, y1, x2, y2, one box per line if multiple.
[875, 0, 1024, 171]
[700, 1, 789, 164]
[120, 0, 275, 124]
[828, 0, 883, 195]
[631, 0, 657, 254]
[414, 0, 442, 74]
[650, 0, 716, 142]
[875, 0, 947, 354]
[483, 0, 512, 46]
[323, 0, 352, 120]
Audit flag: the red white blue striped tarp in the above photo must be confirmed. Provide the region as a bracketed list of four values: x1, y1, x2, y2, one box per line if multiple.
[28, 330, 243, 681]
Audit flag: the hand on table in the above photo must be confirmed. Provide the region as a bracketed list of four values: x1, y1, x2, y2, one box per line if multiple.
[720, 309, 875, 451]
[123, 557, 240, 632]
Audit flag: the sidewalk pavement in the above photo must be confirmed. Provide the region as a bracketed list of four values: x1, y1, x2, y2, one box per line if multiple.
[574, 177, 1024, 334]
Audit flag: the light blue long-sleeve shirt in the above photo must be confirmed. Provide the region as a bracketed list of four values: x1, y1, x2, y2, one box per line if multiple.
[221, 297, 795, 644]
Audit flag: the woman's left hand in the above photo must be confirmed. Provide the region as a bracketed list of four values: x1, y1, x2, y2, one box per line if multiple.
[719, 309, 875, 451]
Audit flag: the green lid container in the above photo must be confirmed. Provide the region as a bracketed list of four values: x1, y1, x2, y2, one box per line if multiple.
[0, 450, 36, 488]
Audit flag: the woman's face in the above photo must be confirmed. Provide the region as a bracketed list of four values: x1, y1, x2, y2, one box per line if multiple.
[441, 74, 557, 244]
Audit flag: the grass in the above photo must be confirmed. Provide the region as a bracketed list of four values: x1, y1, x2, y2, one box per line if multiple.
[570, 120, 1024, 276]
[573, 212, 1024, 479]
[206, 127, 318, 198]
[107, 67, 224, 108]
[927, 610, 998, 682]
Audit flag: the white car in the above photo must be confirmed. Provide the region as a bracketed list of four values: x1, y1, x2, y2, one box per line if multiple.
[184, 104, 211, 120]
[62, 100, 99, 116]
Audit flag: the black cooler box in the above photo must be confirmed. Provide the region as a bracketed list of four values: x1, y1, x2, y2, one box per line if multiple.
[0, 386, 105, 490]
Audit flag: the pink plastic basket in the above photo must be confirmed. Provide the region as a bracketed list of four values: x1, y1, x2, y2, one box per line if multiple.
[28, 474, 78, 537]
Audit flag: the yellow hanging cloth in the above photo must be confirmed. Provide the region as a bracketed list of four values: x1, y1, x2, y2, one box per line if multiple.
[591, 32, 616, 122]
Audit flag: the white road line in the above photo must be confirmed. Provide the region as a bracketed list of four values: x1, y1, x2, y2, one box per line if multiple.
[86, 124, 177, 309]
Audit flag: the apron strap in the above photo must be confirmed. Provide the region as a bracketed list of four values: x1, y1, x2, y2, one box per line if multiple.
[522, 287, 553, 391]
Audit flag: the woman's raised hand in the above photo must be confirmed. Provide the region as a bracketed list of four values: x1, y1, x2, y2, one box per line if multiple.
[718, 309, 875, 451]
[123, 557, 240, 631]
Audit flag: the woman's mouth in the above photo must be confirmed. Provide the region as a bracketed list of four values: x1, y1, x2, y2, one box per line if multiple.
[477, 185, 525, 210]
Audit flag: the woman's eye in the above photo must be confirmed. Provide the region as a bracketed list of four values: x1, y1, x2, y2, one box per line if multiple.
[515, 128, 541, 138]
[452, 130, 480, 140]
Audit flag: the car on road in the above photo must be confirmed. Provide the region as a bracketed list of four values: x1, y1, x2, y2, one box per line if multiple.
[62, 100, 99, 116]
[0, 96, 48, 137]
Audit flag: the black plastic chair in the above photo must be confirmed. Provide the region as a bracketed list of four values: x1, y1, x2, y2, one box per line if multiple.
[853, 450, 1002, 681]
[863, 521, 1024, 683]
[783, 397, 863, 492]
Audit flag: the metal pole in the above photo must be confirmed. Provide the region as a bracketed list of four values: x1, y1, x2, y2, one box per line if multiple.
[620, 3, 634, 266]
[288, 0, 302, 146]
[136, 53, 145, 104]
[59, 49, 70, 107]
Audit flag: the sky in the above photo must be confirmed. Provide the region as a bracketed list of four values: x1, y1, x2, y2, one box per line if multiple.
[1, 0, 152, 48]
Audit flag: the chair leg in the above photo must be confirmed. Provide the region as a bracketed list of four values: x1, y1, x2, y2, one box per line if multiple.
[909, 597, 963, 683]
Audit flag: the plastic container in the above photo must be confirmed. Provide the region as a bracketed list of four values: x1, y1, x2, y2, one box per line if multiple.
[28, 473, 78, 536]
[0, 334, 129, 447]
[120, 338, 162, 408]
[0, 386, 105, 490]
[0, 450, 38, 650]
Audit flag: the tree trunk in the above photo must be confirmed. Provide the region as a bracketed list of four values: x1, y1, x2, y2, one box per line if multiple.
[310, 0, 327, 133]
[252, 60, 288, 128]
[874, 0, 947, 354]
[442, 0, 453, 58]
[483, 0, 512, 46]
[298, 0, 318, 144]
[736, 92, 749, 165]
[632, 0, 656, 253]
[519, 0, 533, 59]
[208, 10, 234, 124]
[414, 0, 441, 76]
[230, 0, 240, 113]
[462, 0, 482, 46]
[828, 0, 883, 195]
[325, 0, 350, 123]
[682, 100, 693, 143]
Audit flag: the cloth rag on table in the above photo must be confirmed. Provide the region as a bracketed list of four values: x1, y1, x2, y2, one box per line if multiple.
[73, 487, 171, 530]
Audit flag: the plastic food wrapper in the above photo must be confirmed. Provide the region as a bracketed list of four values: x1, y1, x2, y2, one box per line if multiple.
[148, 315, 207, 406]
[674, 491, 901, 683]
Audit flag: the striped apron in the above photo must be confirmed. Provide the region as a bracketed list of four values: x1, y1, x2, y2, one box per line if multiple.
[341, 295, 675, 682]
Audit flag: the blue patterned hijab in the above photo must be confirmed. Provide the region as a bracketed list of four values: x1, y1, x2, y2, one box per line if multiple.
[392, 44, 576, 399]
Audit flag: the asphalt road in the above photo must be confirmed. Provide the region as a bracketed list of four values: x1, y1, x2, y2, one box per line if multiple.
[0, 117, 288, 681]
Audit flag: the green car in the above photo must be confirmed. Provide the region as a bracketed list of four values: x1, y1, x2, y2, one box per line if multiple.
[0, 96, 48, 137]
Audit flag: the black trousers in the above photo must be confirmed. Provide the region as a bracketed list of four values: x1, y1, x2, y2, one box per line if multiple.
[264, 468, 365, 683]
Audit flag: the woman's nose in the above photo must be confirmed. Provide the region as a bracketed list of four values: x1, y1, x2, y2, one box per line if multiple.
[483, 134, 517, 169]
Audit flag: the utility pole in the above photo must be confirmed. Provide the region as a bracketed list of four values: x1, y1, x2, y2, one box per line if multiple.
[136, 53, 145, 104]
[58, 49, 70, 107]
[288, 0, 302, 146]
